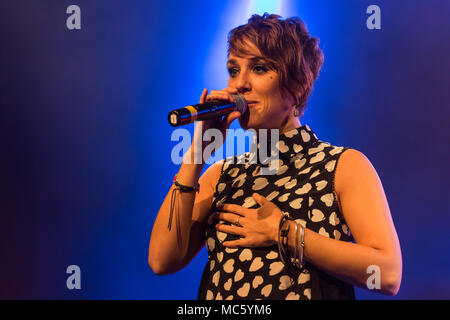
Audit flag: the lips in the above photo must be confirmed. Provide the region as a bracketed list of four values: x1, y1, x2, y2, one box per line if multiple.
[245, 100, 258, 107]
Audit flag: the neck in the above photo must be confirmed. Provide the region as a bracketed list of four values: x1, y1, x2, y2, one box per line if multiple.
[253, 117, 302, 142]
[279, 117, 301, 135]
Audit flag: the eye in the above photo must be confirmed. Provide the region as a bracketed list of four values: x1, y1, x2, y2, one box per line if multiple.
[228, 67, 239, 77]
[253, 65, 268, 74]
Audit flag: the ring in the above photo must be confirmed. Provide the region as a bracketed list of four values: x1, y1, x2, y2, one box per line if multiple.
[235, 216, 241, 227]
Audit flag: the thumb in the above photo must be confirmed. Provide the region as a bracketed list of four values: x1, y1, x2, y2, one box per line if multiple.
[224, 111, 241, 129]
[252, 193, 269, 207]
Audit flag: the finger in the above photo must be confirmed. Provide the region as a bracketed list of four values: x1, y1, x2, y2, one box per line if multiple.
[222, 238, 248, 248]
[206, 95, 234, 103]
[218, 112, 240, 133]
[222, 87, 238, 95]
[224, 111, 241, 129]
[252, 193, 270, 207]
[215, 223, 244, 236]
[206, 90, 234, 103]
[213, 212, 243, 225]
[199, 88, 208, 104]
[220, 204, 247, 216]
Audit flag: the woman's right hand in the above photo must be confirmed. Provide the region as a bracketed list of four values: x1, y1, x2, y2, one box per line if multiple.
[189, 88, 242, 164]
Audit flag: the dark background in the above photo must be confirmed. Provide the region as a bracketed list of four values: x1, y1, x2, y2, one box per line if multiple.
[1, 0, 449, 299]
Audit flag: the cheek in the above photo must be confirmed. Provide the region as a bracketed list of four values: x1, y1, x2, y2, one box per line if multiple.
[264, 77, 280, 94]
[265, 77, 284, 99]
[264, 83, 289, 111]
[255, 80, 276, 102]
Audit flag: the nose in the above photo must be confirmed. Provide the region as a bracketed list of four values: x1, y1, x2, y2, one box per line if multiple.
[233, 70, 251, 94]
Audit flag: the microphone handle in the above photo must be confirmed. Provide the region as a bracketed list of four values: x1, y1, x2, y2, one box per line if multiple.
[168, 100, 237, 127]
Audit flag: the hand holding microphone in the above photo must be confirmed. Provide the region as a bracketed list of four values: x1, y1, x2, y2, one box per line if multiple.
[172, 88, 245, 166]
[168, 88, 247, 127]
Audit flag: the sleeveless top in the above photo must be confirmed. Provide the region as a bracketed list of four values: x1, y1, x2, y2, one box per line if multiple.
[197, 124, 355, 300]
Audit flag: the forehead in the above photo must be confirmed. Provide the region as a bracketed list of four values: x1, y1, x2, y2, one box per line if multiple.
[228, 39, 263, 62]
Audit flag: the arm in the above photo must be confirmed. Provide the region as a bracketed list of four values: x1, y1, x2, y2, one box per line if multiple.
[148, 157, 222, 275]
[213, 149, 402, 294]
[148, 88, 241, 275]
[285, 149, 402, 295]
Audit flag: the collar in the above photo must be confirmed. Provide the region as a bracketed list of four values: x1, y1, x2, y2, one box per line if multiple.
[247, 124, 319, 164]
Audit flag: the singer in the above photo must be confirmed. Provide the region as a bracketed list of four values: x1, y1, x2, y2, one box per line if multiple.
[148, 13, 402, 299]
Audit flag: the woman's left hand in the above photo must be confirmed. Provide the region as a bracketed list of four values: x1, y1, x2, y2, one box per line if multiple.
[212, 193, 284, 248]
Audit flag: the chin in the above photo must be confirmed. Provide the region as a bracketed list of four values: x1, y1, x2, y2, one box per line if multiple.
[240, 118, 278, 133]
[238, 111, 265, 131]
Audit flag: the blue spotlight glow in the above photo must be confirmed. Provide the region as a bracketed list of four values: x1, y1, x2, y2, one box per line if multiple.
[204, 0, 292, 91]
[247, 0, 280, 16]
[202, 0, 293, 158]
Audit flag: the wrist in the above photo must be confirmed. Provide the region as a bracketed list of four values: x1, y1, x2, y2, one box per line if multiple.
[273, 215, 288, 244]
[184, 147, 206, 165]
[178, 160, 204, 187]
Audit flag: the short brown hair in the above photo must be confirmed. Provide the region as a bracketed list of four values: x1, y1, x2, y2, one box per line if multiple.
[228, 13, 324, 117]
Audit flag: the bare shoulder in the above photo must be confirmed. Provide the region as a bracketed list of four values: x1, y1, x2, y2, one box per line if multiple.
[337, 148, 373, 169]
[335, 148, 382, 195]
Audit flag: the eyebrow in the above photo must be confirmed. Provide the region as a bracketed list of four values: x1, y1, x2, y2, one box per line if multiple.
[226, 56, 270, 66]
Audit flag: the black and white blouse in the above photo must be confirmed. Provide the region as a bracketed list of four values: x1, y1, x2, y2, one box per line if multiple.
[198, 124, 355, 300]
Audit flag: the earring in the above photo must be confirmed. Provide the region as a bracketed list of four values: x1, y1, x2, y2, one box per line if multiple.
[293, 107, 299, 117]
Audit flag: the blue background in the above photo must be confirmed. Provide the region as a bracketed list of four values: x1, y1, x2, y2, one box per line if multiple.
[1, 0, 449, 299]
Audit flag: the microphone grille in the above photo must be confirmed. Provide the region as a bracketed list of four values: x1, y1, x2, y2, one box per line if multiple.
[231, 94, 247, 114]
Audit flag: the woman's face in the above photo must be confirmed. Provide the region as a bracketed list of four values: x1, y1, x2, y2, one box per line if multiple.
[227, 41, 297, 132]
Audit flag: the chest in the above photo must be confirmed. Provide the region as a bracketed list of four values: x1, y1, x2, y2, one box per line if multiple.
[212, 150, 352, 241]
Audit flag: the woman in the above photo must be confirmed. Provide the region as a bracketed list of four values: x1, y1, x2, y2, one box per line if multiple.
[149, 13, 402, 300]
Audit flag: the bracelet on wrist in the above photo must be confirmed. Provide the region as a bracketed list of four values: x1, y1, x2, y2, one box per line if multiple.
[173, 175, 200, 192]
[168, 174, 200, 231]
[277, 214, 292, 265]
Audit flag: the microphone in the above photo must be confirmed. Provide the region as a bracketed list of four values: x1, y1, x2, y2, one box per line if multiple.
[168, 94, 247, 127]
